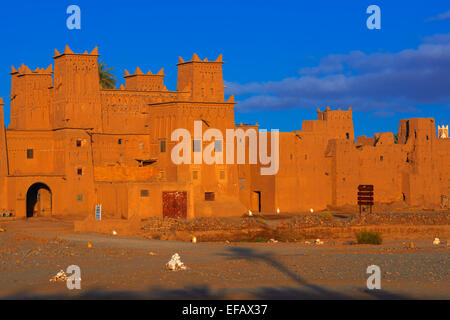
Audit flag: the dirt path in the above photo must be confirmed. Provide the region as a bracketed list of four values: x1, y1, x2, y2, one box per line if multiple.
[0, 218, 448, 299]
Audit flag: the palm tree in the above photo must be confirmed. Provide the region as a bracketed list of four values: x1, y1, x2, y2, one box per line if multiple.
[98, 60, 117, 89]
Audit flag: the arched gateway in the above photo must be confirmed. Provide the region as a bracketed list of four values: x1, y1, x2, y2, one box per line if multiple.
[26, 183, 52, 218]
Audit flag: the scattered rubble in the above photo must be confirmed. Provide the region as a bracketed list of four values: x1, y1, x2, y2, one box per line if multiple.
[268, 239, 278, 243]
[50, 270, 68, 282]
[166, 253, 187, 271]
[112, 230, 118, 236]
[0, 227, 5, 232]
[140, 212, 449, 243]
[87, 242, 93, 248]
[191, 236, 197, 243]
[314, 239, 324, 245]
[433, 238, 440, 245]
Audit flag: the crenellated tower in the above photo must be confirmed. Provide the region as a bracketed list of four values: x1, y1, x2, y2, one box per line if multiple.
[314, 106, 355, 141]
[176, 54, 225, 102]
[9, 64, 53, 130]
[52, 46, 102, 130]
[124, 67, 167, 91]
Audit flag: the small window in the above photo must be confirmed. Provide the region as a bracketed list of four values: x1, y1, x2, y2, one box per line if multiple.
[193, 140, 201, 153]
[27, 149, 34, 159]
[159, 171, 165, 180]
[380, 156, 384, 161]
[205, 192, 215, 201]
[214, 140, 223, 152]
[346, 133, 350, 139]
[77, 168, 83, 175]
[76, 140, 82, 147]
[160, 140, 166, 153]
[77, 195, 83, 201]
[140, 189, 149, 197]
[219, 170, 225, 180]
[118, 139, 122, 145]
[192, 170, 199, 180]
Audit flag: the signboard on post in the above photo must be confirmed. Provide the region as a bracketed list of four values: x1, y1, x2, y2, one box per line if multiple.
[358, 185, 374, 214]
[95, 204, 102, 221]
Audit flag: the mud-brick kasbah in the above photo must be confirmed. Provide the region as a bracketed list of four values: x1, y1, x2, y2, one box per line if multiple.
[0, 45, 448, 221]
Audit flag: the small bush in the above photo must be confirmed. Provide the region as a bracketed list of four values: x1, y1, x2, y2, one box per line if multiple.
[320, 211, 333, 219]
[355, 231, 382, 245]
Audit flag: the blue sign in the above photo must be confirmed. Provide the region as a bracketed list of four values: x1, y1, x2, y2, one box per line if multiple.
[95, 204, 102, 221]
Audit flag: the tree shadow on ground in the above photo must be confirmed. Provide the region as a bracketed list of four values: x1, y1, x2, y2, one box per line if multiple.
[217, 246, 411, 300]
[2, 246, 412, 300]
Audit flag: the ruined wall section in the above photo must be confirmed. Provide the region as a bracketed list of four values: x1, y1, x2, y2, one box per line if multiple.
[329, 118, 445, 209]
[397, 118, 442, 207]
[436, 138, 450, 199]
[0, 99, 8, 210]
[332, 133, 408, 206]
[303, 107, 355, 141]
[273, 107, 353, 212]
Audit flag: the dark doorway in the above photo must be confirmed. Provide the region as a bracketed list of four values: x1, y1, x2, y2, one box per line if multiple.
[162, 191, 187, 219]
[26, 183, 52, 218]
[252, 191, 262, 212]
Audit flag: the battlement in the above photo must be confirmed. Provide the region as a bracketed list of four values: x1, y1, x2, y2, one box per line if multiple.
[53, 45, 99, 59]
[176, 53, 223, 65]
[176, 53, 225, 102]
[317, 106, 352, 121]
[124, 67, 167, 91]
[11, 64, 53, 76]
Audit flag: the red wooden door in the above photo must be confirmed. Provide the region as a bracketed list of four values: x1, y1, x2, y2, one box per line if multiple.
[162, 191, 187, 219]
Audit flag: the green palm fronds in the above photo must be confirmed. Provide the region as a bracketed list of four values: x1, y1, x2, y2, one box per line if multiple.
[98, 60, 117, 89]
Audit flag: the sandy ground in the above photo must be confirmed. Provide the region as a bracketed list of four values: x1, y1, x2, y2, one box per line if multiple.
[0, 218, 448, 300]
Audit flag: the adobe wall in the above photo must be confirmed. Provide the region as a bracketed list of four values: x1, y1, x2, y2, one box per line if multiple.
[5, 176, 65, 218]
[1, 47, 448, 220]
[0, 100, 8, 211]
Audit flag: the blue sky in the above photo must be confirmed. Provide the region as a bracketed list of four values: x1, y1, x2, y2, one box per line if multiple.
[0, 0, 449, 137]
